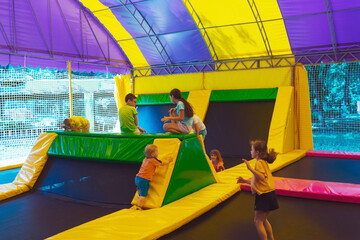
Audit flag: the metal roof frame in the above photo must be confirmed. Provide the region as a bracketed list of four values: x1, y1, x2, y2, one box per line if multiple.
[133, 49, 360, 76]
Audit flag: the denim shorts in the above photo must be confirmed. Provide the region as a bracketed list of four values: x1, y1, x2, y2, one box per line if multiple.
[135, 176, 150, 197]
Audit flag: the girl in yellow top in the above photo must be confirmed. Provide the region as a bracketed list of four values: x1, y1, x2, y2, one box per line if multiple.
[63, 116, 90, 132]
[237, 140, 278, 240]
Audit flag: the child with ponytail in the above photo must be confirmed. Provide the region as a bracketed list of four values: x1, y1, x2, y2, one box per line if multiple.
[237, 140, 279, 240]
[161, 88, 194, 134]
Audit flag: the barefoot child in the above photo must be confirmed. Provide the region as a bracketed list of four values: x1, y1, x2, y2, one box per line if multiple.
[237, 140, 279, 240]
[134, 144, 173, 210]
[192, 115, 207, 140]
[161, 88, 194, 134]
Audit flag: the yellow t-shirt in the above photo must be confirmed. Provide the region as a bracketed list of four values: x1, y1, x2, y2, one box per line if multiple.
[71, 116, 89, 129]
[251, 159, 275, 195]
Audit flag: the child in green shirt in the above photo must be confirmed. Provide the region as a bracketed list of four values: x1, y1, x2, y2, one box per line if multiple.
[119, 93, 146, 134]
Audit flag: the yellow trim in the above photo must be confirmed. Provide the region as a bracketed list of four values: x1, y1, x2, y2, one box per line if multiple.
[204, 68, 292, 90]
[0, 163, 22, 171]
[134, 73, 203, 95]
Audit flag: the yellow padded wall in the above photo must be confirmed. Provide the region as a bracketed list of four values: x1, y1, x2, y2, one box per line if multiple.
[131, 138, 180, 209]
[268, 86, 295, 154]
[134, 73, 203, 94]
[114, 74, 132, 111]
[187, 90, 211, 121]
[204, 67, 292, 90]
[283, 90, 296, 153]
[294, 65, 313, 150]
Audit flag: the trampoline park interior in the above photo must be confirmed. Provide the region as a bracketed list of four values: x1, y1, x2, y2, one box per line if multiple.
[1, 1, 360, 240]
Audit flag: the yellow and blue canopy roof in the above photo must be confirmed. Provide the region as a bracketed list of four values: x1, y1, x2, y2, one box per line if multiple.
[0, 0, 359, 73]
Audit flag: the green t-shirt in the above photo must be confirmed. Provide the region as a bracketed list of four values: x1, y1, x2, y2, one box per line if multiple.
[119, 105, 137, 133]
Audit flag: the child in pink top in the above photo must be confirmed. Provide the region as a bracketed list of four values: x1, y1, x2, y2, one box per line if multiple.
[210, 149, 225, 172]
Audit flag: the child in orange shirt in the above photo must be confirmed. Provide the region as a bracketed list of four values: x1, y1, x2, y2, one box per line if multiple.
[134, 144, 173, 210]
[210, 149, 225, 172]
[237, 140, 278, 240]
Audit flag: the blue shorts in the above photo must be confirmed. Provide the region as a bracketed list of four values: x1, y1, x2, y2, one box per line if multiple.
[199, 128, 207, 141]
[135, 176, 150, 197]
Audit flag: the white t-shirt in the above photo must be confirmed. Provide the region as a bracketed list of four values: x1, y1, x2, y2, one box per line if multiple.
[192, 115, 206, 131]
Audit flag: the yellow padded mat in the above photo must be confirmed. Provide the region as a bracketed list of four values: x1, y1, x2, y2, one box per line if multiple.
[48, 150, 305, 240]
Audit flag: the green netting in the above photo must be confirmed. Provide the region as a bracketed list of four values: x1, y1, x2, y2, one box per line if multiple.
[47, 131, 196, 163]
[136, 92, 189, 105]
[210, 88, 278, 102]
[162, 137, 216, 206]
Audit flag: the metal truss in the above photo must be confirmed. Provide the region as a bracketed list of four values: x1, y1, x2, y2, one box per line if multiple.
[247, 0, 272, 59]
[118, 0, 172, 66]
[324, 0, 338, 61]
[133, 50, 360, 77]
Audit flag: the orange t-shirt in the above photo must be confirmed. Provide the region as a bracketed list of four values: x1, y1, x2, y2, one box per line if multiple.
[212, 161, 224, 172]
[136, 157, 162, 181]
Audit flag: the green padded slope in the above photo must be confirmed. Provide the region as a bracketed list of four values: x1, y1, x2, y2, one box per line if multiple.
[136, 92, 189, 105]
[47, 131, 196, 163]
[162, 137, 216, 205]
[210, 88, 278, 102]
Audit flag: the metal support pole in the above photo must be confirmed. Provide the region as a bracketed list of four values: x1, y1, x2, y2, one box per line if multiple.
[68, 61, 73, 117]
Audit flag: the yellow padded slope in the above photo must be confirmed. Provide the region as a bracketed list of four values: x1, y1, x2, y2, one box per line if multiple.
[268, 86, 295, 154]
[187, 90, 211, 121]
[197, 135, 219, 183]
[131, 138, 180, 209]
[0, 133, 57, 200]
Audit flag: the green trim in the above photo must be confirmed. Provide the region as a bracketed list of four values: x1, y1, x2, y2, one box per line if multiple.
[210, 88, 278, 102]
[47, 130, 195, 140]
[47, 131, 197, 163]
[136, 92, 189, 105]
[162, 137, 216, 206]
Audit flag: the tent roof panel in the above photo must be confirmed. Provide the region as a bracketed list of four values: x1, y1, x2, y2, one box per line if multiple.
[1, 0, 360, 73]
